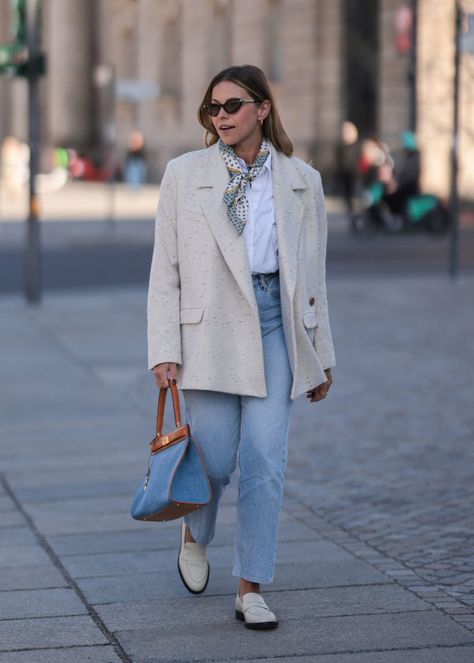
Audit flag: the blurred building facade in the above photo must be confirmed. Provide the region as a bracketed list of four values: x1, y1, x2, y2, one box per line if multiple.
[0, 0, 472, 197]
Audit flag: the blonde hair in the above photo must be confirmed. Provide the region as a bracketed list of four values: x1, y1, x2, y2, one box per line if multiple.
[197, 64, 293, 156]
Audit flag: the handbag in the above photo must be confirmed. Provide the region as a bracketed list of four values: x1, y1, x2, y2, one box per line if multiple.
[130, 380, 212, 522]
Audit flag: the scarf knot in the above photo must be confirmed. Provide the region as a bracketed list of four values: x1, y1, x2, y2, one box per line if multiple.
[218, 138, 270, 236]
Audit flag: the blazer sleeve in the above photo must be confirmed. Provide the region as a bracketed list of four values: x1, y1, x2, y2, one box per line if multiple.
[314, 171, 336, 370]
[147, 161, 182, 370]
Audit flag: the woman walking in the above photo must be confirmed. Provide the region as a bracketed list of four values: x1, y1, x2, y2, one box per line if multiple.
[148, 64, 335, 629]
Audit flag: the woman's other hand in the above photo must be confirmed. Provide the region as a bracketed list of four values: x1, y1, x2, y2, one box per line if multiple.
[152, 362, 178, 388]
[306, 369, 333, 403]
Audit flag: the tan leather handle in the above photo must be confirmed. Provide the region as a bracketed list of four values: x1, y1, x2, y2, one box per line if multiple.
[156, 379, 182, 436]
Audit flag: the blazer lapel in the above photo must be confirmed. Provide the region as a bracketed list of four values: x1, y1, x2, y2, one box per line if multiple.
[270, 143, 306, 304]
[196, 143, 257, 311]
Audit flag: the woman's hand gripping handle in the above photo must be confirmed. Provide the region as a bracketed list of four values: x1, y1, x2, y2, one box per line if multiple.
[153, 362, 178, 389]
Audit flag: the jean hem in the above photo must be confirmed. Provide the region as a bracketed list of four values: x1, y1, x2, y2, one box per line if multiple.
[232, 568, 274, 584]
[182, 518, 213, 546]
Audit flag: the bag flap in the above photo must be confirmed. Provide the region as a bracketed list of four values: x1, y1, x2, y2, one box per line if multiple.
[151, 424, 190, 454]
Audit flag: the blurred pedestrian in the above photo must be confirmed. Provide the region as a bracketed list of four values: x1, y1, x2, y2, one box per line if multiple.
[124, 129, 147, 188]
[1, 136, 29, 199]
[357, 136, 391, 188]
[335, 120, 359, 217]
[383, 130, 420, 216]
[147, 64, 335, 629]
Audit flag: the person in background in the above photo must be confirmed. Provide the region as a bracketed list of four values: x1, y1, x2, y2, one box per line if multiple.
[335, 120, 360, 217]
[383, 130, 421, 216]
[0, 136, 29, 199]
[124, 129, 147, 188]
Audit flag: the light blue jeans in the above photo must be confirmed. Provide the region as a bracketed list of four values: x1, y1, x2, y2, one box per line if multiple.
[183, 271, 293, 584]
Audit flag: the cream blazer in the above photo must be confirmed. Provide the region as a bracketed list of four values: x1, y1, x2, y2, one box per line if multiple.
[147, 141, 336, 400]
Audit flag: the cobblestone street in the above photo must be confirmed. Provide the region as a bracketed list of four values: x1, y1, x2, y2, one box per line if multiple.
[285, 275, 474, 630]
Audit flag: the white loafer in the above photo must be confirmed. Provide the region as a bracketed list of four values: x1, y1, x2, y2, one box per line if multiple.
[235, 591, 278, 629]
[177, 521, 209, 594]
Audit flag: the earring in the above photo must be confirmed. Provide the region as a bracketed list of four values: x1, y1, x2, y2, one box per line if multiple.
[259, 118, 264, 126]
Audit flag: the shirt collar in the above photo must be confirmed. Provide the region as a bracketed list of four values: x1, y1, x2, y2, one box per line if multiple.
[237, 149, 272, 175]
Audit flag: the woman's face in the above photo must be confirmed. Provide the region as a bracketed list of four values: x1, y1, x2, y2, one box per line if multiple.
[209, 81, 269, 149]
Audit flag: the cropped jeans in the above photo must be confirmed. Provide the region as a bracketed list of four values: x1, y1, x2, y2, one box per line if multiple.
[182, 271, 294, 584]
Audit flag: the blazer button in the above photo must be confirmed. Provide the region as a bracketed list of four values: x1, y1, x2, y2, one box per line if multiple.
[309, 297, 315, 306]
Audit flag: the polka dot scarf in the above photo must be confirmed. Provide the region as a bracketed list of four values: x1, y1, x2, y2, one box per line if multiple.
[218, 138, 270, 236]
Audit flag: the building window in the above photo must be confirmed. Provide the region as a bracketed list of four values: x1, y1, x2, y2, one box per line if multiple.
[160, 7, 182, 97]
[209, 0, 232, 75]
[265, 0, 283, 83]
[118, 27, 137, 80]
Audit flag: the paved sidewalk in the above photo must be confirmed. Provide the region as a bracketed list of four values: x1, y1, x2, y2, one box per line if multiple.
[0, 181, 347, 223]
[1, 275, 474, 662]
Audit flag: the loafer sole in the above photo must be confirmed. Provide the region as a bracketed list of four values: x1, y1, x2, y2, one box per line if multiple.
[235, 609, 279, 629]
[177, 552, 210, 595]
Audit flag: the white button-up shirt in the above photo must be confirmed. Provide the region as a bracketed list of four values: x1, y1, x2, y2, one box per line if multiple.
[236, 151, 279, 275]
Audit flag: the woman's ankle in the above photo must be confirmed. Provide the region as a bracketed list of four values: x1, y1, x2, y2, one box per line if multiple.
[184, 525, 196, 543]
[239, 578, 261, 597]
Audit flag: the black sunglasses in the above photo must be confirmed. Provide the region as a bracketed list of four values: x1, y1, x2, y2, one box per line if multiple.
[203, 98, 259, 117]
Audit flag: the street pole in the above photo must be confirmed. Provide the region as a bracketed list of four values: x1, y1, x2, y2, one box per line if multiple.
[409, 0, 418, 132]
[107, 65, 116, 235]
[449, 2, 462, 280]
[25, 0, 41, 303]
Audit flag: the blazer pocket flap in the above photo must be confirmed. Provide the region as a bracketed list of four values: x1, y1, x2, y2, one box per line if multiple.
[180, 307, 204, 324]
[303, 310, 318, 328]
[181, 208, 208, 223]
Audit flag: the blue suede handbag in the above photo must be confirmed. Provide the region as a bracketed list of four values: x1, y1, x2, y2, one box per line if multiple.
[131, 380, 211, 522]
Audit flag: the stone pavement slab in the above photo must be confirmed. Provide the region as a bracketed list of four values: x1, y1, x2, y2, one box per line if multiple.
[0, 565, 68, 591]
[76, 555, 391, 606]
[0, 544, 52, 567]
[225, 647, 474, 663]
[0, 527, 36, 547]
[47, 519, 319, 556]
[0, 588, 86, 620]
[0, 647, 122, 663]
[114, 611, 474, 662]
[0, 513, 25, 528]
[95, 585, 428, 632]
[0, 615, 108, 652]
[59, 539, 378, 579]
[0, 496, 16, 511]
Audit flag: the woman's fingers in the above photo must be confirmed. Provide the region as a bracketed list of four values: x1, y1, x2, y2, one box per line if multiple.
[152, 366, 167, 388]
[152, 362, 178, 388]
[152, 363, 168, 388]
[168, 363, 177, 382]
[306, 376, 332, 402]
[306, 386, 325, 402]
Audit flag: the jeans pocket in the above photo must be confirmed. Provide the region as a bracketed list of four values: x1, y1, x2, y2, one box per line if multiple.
[267, 277, 281, 299]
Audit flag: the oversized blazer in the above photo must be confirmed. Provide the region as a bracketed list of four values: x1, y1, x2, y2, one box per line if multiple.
[147, 140, 335, 400]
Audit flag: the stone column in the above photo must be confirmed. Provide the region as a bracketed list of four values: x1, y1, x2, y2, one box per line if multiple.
[313, 0, 344, 170]
[46, 0, 94, 147]
[378, 0, 412, 146]
[418, 0, 474, 199]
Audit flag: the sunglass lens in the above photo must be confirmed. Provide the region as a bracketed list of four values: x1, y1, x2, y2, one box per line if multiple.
[205, 103, 220, 116]
[223, 99, 243, 114]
